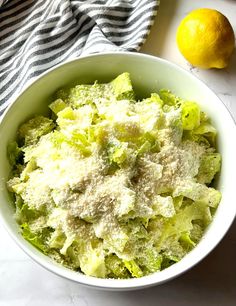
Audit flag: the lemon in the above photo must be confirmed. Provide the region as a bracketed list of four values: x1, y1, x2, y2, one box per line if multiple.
[176, 8, 235, 69]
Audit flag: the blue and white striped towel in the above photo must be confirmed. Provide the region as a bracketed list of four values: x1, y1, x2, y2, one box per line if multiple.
[0, 0, 159, 113]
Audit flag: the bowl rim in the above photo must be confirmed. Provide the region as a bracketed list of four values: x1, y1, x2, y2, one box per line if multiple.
[0, 51, 236, 290]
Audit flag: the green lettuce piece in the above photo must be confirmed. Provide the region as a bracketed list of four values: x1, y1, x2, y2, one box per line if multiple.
[164, 203, 204, 237]
[190, 223, 204, 243]
[136, 132, 160, 153]
[152, 195, 176, 218]
[161, 255, 179, 269]
[48, 228, 66, 249]
[7, 178, 26, 195]
[194, 122, 216, 135]
[173, 181, 221, 208]
[55, 222, 106, 277]
[57, 106, 76, 121]
[173, 196, 184, 212]
[7, 177, 21, 193]
[56, 105, 95, 145]
[134, 97, 163, 133]
[181, 101, 200, 130]
[13, 196, 25, 224]
[66, 242, 81, 269]
[137, 140, 152, 155]
[107, 142, 130, 165]
[10, 169, 53, 210]
[60, 235, 75, 255]
[179, 232, 196, 249]
[100, 227, 129, 254]
[62, 130, 91, 156]
[159, 89, 181, 106]
[71, 132, 90, 146]
[109, 146, 127, 165]
[141, 93, 163, 108]
[49, 99, 67, 114]
[105, 254, 130, 279]
[111, 72, 134, 100]
[137, 248, 163, 274]
[125, 218, 148, 240]
[193, 122, 217, 145]
[197, 153, 221, 184]
[7, 141, 22, 166]
[116, 229, 149, 264]
[182, 130, 211, 147]
[20, 158, 37, 181]
[112, 119, 142, 142]
[18, 116, 55, 145]
[15, 202, 42, 224]
[156, 201, 209, 256]
[78, 243, 106, 278]
[21, 223, 48, 253]
[200, 111, 209, 123]
[24, 130, 90, 166]
[123, 260, 143, 278]
[58, 82, 112, 108]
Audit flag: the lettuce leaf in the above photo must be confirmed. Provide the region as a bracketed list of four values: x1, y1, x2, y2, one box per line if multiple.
[152, 195, 176, 218]
[197, 153, 221, 184]
[21, 223, 49, 253]
[18, 116, 55, 145]
[156, 201, 207, 257]
[105, 254, 130, 279]
[48, 228, 66, 249]
[159, 89, 181, 106]
[7, 141, 22, 166]
[173, 181, 221, 208]
[193, 122, 217, 146]
[141, 93, 163, 108]
[49, 99, 67, 114]
[15, 202, 42, 224]
[137, 248, 163, 274]
[181, 101, 200, 130]
[111, 72, 134, 100]
[68, 240, 106, 278]
[123, 260, 143, 278]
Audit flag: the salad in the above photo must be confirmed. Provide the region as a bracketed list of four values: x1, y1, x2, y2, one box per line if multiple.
[7, 73, 221, 279]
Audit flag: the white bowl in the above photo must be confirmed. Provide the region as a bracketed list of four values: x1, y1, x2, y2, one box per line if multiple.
[0, 52, 236, 290]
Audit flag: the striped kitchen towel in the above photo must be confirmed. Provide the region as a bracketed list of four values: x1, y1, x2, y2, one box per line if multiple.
[0, 0, 159, 114]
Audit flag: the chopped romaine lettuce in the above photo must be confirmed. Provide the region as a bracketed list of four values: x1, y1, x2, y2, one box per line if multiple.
[7, 141, 22, 166]
[105, 254, 130, 279]
[7, 73, 221, 279]
[181, 101, 200, 130]
[197, 153, 221, 184]
[111, 72, 134, 100]
[18, 116, 55, 145]
[21, 223, 49, 253]
[173, 181, 221, 208]
[159, 89, 181, 106]
[49, 99, 67, 114]
[123, 260, 143, 278]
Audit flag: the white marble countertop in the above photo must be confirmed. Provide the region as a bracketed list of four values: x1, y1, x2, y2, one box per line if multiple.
[1, 0, 236, 305]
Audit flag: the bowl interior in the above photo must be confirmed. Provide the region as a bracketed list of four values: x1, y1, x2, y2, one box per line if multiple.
[0, 52, 236, 290]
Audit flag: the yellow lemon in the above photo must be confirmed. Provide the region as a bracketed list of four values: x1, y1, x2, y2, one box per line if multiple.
[176, 8, 235, 69]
